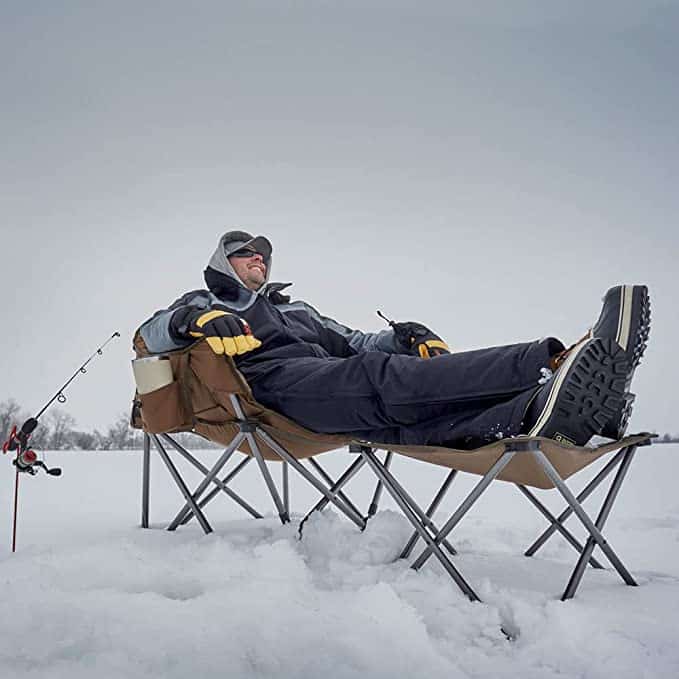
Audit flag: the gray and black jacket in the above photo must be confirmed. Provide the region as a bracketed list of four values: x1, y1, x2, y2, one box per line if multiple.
[137, 236, 402, 382]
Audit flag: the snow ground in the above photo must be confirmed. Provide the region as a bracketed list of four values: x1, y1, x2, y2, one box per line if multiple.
[1, 445, 678, 679]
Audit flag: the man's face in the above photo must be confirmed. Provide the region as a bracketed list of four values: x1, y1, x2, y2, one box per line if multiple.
[228, 248, 267, 290]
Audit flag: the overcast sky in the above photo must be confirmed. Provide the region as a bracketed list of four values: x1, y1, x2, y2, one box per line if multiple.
[2, 1, 678, 435]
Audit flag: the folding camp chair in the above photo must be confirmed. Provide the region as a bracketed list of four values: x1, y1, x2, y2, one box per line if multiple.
[132, 342, 382, 535]
[132, 341, 654, 601]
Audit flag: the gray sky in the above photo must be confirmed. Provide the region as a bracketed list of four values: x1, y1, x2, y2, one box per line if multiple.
[2, 1, 678, 434]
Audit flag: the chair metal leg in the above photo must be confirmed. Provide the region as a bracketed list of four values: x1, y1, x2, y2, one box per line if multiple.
[411, 451, 516, 570]
[141, 433, 151, 528]
[298, 456, 367, 534]
[228, 394, 289, 524]
[377, 462, 457, 557]
[516, 485, 605, 569]
[161, 433, 262, 522]
[255, 429, 366, 530]
[166, 433, 246, 531]
[246, 432, 290, 524]
[368, 451, 393, 517]
[360, 447, 480, 602]
[400, 470, 458, 559]
[533, 449, 637, 593]
[151, 434, 212, 535]
[282, 461, 290, 516]
[524, 449, 626, 557]
[561, 446, 638, 600]
[179, 455, 256, 525]
[308, 457, 365, 520]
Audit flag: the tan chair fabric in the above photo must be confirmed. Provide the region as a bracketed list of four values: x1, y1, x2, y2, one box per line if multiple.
[133, 341, 653, 489]
[369, 434, 652, 489]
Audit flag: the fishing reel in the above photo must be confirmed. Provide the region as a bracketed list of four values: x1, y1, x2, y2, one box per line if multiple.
[2, 420, 62, 477]
[13, 449, 62, 476]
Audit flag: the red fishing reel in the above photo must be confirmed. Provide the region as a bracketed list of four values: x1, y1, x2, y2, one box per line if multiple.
[12, 447, 41, 475]
[2, 420, 61, 476]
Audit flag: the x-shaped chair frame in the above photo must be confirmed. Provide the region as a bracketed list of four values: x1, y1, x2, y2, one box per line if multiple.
[140, 394, 386, 535]
[333, 437, 649, 601]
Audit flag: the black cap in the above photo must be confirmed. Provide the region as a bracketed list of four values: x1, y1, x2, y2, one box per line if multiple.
[222, 230, 272, 261]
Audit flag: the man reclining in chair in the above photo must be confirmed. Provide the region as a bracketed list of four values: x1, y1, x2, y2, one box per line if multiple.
[135, 230, 651, 450]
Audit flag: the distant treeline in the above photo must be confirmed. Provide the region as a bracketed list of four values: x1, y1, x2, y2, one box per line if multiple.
[0, 398, 219, 450]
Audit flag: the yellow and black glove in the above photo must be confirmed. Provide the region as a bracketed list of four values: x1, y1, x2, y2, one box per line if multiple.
[392, 321, 450, 358]
[171, 306, 262, 356]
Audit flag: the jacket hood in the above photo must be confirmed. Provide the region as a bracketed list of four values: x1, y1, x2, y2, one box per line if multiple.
[206, 230, 273, 294]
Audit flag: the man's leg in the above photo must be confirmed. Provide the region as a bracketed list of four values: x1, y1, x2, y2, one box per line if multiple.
[246, 338, 560, 442]
[395, 335, 633, 448]
[361, 388, 538, 447]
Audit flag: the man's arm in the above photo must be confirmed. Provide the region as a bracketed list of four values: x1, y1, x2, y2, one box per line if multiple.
[284, 300, 401, 355]
[136, 290, 214, 354]
[289, 301, 449, 358]
[319, 312, 401, 354]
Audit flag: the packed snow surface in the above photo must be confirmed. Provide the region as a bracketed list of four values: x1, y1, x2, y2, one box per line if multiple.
[1, 446, 678, 678]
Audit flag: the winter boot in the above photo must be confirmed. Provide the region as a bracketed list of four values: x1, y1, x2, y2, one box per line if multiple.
[523, 337, 630, 446]
[591, 285, 651, 439]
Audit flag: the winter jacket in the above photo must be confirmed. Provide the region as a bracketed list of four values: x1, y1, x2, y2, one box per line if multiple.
[137, 240, 402, 383]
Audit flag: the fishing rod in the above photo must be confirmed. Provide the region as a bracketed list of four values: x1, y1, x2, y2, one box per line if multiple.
[378, 309, 428, 351]
[2, 331, 120, 552]
[377, 310, 406, 340]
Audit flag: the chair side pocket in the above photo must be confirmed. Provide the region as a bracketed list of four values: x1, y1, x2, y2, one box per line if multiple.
[139, 381, 192, 433]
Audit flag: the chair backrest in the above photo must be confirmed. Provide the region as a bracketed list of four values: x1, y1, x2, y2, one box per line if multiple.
[132, 341, 351, 460]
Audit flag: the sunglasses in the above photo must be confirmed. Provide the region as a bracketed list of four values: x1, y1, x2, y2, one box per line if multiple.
[230, 247, 267, 260]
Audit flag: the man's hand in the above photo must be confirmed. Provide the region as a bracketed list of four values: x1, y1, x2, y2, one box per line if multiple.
[392, 321, 450, 358]
[171, 306, 262, 356]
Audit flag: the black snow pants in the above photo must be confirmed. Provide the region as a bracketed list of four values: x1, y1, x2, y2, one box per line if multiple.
[243, 338, 560, 449]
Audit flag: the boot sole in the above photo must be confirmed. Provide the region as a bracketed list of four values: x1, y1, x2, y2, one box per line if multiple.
[602, 392, 635, 439]
[599, 285, 651, 438]
[527, 338, 630, 445]
[613, 285, 651, 368]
